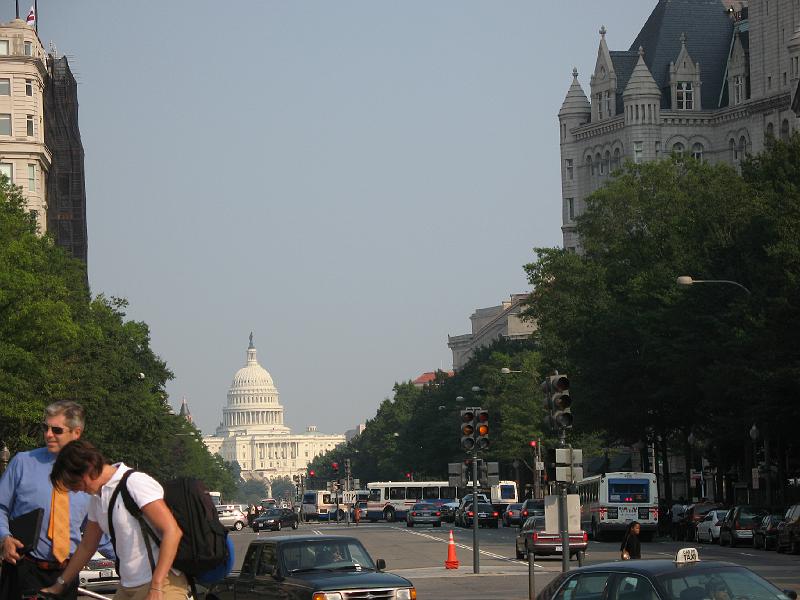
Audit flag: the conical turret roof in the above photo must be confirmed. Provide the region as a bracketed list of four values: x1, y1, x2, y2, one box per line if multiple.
[559, 68, 591, 117]
[623, 48, 661, 98]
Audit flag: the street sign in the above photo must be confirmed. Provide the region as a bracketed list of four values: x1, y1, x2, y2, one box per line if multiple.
[752, 467, 760, 490]
[535, 461, 545, 471]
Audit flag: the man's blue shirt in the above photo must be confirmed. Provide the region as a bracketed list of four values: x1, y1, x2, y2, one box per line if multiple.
[0, 446, 113, 561]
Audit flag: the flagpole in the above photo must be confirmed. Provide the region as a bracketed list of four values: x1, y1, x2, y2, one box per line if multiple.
[34, 0, 38, 33]
[16, 1, 19, 19]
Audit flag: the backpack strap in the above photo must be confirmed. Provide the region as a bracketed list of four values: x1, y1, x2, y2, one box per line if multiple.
[107, 469, 161, 574]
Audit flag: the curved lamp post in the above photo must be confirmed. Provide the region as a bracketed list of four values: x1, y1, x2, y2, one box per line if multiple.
[676, 276, 751, 295]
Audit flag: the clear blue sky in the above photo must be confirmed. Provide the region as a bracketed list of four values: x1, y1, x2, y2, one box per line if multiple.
[21, 1, 655, 435]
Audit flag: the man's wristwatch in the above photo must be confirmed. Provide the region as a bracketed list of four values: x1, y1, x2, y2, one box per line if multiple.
[56, 575, 67, 586]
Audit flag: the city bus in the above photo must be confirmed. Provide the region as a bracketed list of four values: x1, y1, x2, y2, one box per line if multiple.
[366, 481, 458, 522]
[300, 490, 342, 522]
[460, 480, 518, 512]
[577, 471, 658, 541]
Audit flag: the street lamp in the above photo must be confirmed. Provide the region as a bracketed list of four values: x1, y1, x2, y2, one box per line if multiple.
[749, 424, 759, 441]
[676, 275, 751, 295]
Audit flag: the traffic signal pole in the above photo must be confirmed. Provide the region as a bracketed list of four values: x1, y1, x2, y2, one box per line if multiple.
[472, 448, 480, 574]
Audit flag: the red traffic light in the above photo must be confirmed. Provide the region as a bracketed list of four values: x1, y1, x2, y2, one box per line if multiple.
[530, 440, 538, 447]
[332, 462, 339, 472]
[308, 469, 315, 477]
[405, 472, 412, 479]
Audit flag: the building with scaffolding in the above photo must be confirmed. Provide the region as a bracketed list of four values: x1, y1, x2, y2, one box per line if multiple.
[0, 18, 88, 264]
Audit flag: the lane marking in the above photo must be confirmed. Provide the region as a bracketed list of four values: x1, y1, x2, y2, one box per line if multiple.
[399, 527, 546, 568]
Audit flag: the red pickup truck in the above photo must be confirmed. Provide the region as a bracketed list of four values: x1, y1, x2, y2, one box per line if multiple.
[515, 516, 588, 560]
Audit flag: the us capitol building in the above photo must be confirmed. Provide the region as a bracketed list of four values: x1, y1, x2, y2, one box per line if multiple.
[203, 334, 345, 483]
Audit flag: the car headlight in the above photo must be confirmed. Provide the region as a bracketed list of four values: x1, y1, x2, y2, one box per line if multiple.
[312, 593, 343, 600]
[397, 588, 417, 599]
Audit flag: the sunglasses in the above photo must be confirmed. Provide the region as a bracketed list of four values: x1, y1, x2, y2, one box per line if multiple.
[41, 423, 70, 435]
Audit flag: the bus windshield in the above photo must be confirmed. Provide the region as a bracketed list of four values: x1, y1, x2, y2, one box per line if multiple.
[608, 479, 650, 503]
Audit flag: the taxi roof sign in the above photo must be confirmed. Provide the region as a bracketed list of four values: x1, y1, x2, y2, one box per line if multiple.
[675, 547, 700, 564]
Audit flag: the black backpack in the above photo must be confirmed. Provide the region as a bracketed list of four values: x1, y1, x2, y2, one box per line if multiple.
[107, 470, 229, 588]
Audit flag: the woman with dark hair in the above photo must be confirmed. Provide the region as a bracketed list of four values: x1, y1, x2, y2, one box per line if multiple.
[39, 440, 187, 599]
[621, 521, 642, 560]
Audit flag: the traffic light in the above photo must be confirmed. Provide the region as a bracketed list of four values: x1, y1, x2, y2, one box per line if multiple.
[332, 461, 339, 474]
[460, 409, 476, 451]
[476, 409, 489, 450]
[542, 374, 572, 430]
[405, 471, 413, 480]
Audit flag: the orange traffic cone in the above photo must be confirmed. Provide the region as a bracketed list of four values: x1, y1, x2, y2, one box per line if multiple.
[445, 529, 459, 569]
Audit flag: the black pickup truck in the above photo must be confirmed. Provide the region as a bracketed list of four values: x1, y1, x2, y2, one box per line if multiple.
[204, 535, 416, 600]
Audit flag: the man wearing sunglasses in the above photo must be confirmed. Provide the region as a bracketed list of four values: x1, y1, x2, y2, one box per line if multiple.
[0, 401, 90, 600]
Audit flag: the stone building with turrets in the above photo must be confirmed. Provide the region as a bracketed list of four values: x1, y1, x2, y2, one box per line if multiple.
[559, 0, 799, 251]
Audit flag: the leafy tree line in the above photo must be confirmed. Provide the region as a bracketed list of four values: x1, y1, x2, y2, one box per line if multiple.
[0, 179, 236, 498]
[309, 136, 800, 505]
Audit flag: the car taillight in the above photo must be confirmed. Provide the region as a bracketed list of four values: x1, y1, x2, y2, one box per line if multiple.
[532, 532, 538, 542]
[522, 510, 528, 517]
[493, 512, 499, 517]
[468, 511, 474, 517]
[411, 512, 417, 517]
[735, 520, 741, 529]
[435, 512, 441, 516]
[582, 531, 588, 542]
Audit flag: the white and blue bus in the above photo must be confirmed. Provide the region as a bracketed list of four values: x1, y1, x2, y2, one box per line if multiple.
[366, 481, 458, 522]
[577, 471, 659, 541]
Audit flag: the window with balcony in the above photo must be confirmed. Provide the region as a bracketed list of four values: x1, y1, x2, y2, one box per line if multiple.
[676, 82, 693, 110]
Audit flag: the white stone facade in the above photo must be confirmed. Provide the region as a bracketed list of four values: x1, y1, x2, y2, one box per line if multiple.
[203, 335, 345, 483]
[560, 1, 799, 251]
[0, 19, 50, 231]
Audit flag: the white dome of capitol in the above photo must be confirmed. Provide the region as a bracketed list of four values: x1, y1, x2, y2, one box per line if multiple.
[231, 361, 274, 389]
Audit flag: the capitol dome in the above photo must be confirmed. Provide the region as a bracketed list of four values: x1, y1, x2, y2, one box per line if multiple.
[221, 333, 289, 435]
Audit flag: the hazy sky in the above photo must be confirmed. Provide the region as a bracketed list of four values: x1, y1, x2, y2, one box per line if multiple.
[21, 1, 655, 436]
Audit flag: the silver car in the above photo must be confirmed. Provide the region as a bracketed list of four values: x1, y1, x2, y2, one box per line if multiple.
[79, 551, 119, 593]
[217, 507, 247, 531]
[406, 502, 442, 528]
[696, 509, 728, 543]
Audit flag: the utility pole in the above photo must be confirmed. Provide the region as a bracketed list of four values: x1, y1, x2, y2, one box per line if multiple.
[472, 450, 479, 574]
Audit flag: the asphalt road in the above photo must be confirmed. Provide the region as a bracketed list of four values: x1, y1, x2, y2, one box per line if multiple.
[225, 520, 800, 600]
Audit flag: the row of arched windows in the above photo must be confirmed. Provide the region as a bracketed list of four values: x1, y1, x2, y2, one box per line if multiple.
[765, 119, 791, 141]
[586, 147, 623, 176]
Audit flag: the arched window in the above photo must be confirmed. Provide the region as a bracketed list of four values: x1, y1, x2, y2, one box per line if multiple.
[596, 153, 603, 175]
[604, 150, 611, 173]
[730, 139, 737, 162]
[738, 136, 747, 159]
[672, 142, 684, 156]
[586, 156, 593, 176]
[781, 119, 791, 141]
[766, 123, 774, 139]
[692, 143, 704, 161]
[613, 147, 621, 170]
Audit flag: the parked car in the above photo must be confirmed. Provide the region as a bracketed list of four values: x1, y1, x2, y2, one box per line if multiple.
[519, 498, 545, 525]
[78, 551, 119, 593]
[217, 506, 247, 531]
[515, 516, 588, 560]
[406, 502, 442, 528]
[502, 502, 524, 528]
[204, 535, 416, 600]
[753, 513, 785, 550]
[440, 501, 459, 523]
[694, 509, 727, 544]
[776, 502, 800, 554]
[720, 505, 769, 547]
[682, 502, 724, 541]
[252, 507, 300, 532]
[461, 502, 499, 528]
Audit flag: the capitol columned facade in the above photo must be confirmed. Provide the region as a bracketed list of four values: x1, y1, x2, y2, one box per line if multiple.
[203, 335, 345, 484]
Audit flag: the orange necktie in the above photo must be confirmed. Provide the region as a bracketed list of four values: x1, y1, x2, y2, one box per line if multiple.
[47, 488, 70, 562]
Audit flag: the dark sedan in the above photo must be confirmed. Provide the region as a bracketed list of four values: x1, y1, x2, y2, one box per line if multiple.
[252, 507, 299, 532]
[535, 548, 798, 600]
[462, 502, 499, 528]
[502, 502, 524, 527]
[205, 535, 416, 600]
[753, 513, 784, 550]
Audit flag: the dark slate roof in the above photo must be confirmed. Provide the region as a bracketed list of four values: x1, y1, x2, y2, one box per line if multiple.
[630, 0, 734, 110]
[610, 50, 640, 115]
